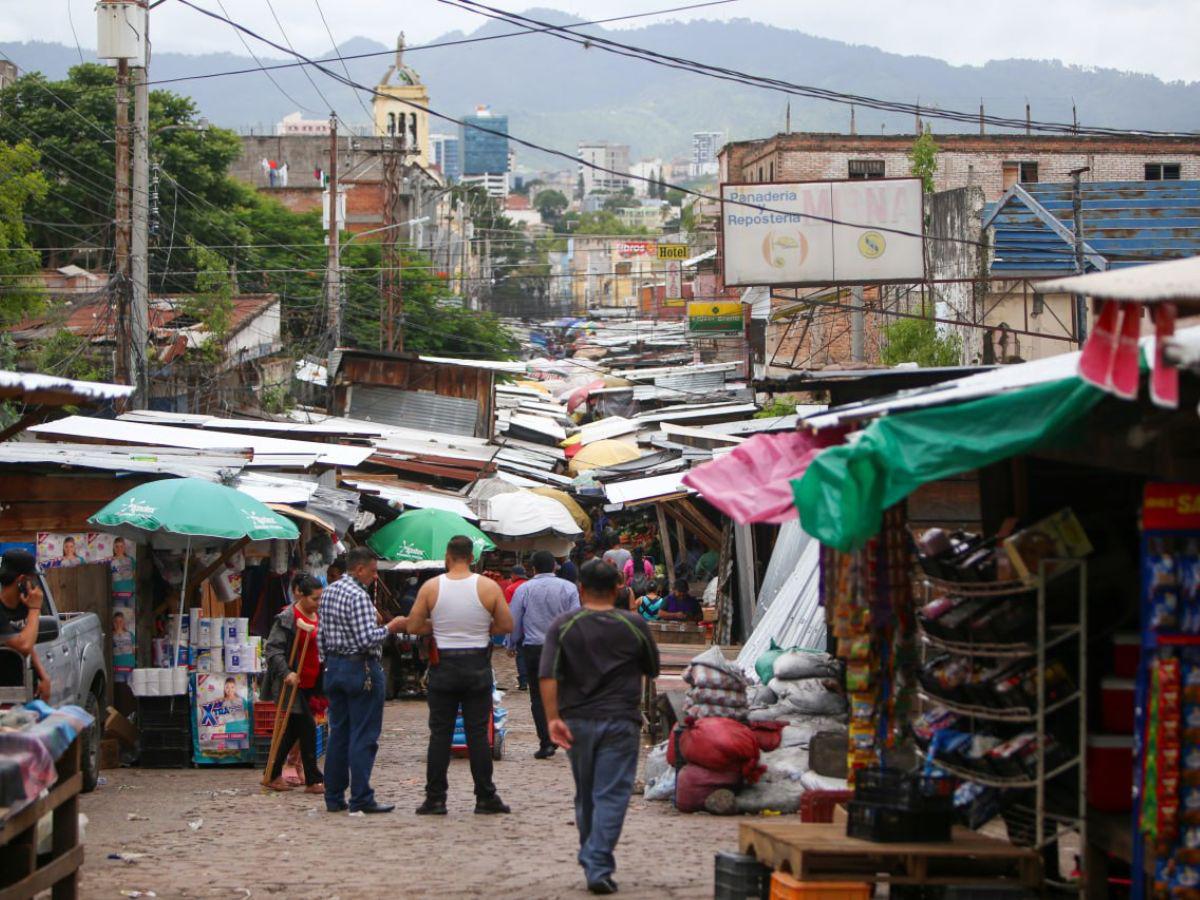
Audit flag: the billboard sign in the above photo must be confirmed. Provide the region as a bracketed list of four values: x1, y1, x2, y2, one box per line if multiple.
[687, 300, 743, 336]
[617, 240, 656, 258]
[721, 178, 924, 287]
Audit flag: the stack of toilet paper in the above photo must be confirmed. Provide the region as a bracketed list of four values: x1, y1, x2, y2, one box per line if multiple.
[130, 667, 188, 697]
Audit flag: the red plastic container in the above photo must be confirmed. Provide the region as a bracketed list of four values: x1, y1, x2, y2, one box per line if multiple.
[1112, 632, 1140, 679]
[1087, 734, 1133, 813]
[253, 702, 279, 737]
[1100, 677, 1135, 734]
[799, 789, 854, 823]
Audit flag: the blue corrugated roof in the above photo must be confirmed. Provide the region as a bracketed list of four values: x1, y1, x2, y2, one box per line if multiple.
[983, 180, 1200, 277]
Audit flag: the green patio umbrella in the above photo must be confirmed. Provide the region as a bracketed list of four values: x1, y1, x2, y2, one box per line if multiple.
[367, 508, 495, 563]
[89, 477, 300, 671]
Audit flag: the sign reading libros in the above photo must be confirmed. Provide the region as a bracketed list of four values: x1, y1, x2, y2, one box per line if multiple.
[721, 178, 925, 287]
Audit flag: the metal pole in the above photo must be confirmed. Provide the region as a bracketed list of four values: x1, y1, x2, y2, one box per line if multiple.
[850, 286, 865, 363]
[113, 57, 132, 387]
[131, 7, 149, 407]
[1070, 167, 1090, 345]
[326, 113, 341, 348]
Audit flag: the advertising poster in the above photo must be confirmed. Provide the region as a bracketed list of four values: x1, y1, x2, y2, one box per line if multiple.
[194, 672, 253, 761]
[111, 606, 136, 683]
[36, 532, 90, 568]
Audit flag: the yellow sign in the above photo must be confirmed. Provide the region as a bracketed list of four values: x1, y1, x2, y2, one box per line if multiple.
[687, 300, 743, 336]
[858, 231, 886, 259]
[657, 243, 689, 260]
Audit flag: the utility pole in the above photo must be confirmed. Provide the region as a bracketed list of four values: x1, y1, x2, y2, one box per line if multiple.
[1070, 167, 1090, 345]
[381, 137, 404, 352]
[325, 113, 341, 348]
[850, 286, 865, 363]
[113, 57, 132, 387]
[130, 1, 149, 406]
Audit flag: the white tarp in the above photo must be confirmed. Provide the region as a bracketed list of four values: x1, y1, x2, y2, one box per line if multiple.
[481, 490, 583, 543]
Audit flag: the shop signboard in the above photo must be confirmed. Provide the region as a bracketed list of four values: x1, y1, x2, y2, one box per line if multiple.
[687, 300, 743, 336]
[657, 242, 688, 260]
[617, 240, 656, 258]
[720, 177, 925, 287]
[664, 260, 684, 307]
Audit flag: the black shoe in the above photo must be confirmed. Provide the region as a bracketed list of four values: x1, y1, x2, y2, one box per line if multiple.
[587, 877, 618, 895]
[517, 683, 529, 691]
[325, 801, 348, 812]
[354, 802, 395, 814]
[474, 795, 511, 814]
[534, 745, 556, 759]
[415, 798, 448, 816]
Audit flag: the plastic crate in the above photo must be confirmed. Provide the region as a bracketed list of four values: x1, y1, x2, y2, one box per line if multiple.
[254, 702, 278, 737]
[714, 851, 771, 900]
[137, 696, 192, 728]
[799, 790, 854, 823]
[769, 872, 870, 900]
[853, 768, 954, 812]
[139, 746, 192, 768]
[140, 727, 191, 751]
[846, 801, 952, 844]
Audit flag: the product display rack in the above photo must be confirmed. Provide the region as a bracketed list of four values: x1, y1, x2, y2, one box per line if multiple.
[918, 559, 1088, 897]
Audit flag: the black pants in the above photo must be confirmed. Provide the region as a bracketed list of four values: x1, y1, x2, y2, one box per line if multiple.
[425, 652, 497, 802]
[270, 711, 323, 785]
[522, 644, 552, 750]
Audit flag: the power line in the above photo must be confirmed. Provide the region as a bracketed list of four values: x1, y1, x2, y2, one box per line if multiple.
[263, 0, 343, 128]
[312, 0, 374, 125]
[449, 0, 1199, 139]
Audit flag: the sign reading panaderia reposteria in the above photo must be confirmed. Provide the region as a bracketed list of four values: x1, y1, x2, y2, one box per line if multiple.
[721, 178, 925, 287]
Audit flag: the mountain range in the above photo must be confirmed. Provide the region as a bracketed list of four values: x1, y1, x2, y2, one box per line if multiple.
[3, 9, 1198, 170]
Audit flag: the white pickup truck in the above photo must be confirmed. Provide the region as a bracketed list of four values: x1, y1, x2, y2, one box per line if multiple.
[0, 572, 106, 791]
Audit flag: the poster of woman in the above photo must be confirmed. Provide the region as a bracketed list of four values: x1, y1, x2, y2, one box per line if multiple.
[108, 536, 136, 599]
[194, 673, 252, 757]
[37, 533, 91, 568]
[111, 608, 135, 684]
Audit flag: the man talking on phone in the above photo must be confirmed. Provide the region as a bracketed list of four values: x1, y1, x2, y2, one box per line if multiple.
[0, 549, 51, 702]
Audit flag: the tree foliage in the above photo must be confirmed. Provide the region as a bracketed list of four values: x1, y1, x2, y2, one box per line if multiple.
[881, 314, 961, 367]
[533, 188, 569, 224]
[907, 127, 939, 193]
[0, 140, 48, 324]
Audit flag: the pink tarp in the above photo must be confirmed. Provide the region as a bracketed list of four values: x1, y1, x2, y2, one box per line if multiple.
[682, 429, 841, 525]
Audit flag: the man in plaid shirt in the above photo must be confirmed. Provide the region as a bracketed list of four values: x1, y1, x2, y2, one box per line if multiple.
[318, 547, 406, 814]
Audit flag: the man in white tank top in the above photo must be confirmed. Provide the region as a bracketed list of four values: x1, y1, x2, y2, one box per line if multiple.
[405, 535, 513, 815]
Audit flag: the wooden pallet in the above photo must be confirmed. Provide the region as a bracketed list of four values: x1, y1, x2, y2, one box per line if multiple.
[739, 822, 1041, 887]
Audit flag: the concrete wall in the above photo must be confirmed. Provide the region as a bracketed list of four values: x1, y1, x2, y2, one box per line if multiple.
[926, 187, 987, 363]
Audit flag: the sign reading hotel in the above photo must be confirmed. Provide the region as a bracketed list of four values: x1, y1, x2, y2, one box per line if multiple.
[720, 178, 925, 287]
[657, 243, 688, 260]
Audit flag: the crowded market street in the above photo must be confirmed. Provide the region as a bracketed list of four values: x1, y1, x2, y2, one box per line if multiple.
[78, 657, 728, 899]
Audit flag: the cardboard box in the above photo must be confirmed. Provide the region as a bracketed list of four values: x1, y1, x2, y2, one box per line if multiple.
[99, 737, 121, 770]
[1003, 507, 1093, 582]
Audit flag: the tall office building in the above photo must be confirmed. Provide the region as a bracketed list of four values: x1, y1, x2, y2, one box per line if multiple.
[431, 133, 461, 182]
[578, 142, 631, 195]
[460, 106, 509, 198]
[690, 131, 723, 178]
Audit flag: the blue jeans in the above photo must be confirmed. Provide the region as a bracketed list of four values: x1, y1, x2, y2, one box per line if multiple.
[323, 655, 384, 811]
[565, 717, 641, 885]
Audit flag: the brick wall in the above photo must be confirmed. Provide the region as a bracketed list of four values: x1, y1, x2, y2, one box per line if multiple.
[723, 133, 1200, 200]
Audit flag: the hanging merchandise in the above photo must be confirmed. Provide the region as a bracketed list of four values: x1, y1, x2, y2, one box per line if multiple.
[1135, 484, 1200, 898]
[825, 503, 916, 784]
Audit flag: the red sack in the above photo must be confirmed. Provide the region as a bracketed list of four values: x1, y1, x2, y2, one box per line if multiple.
[674, 763, 741, 813]
[666, 724, 686, 769]
[749, 720, 786, 753]
[679, 717, 763, 782]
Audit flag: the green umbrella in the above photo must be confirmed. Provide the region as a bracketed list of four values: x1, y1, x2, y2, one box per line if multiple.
[367, 508, 494, 563]
[88, 477, 299, 545]
[89, 478, 299, 672]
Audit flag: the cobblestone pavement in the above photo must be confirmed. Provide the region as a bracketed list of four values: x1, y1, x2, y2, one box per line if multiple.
[79, 659, 735, 899]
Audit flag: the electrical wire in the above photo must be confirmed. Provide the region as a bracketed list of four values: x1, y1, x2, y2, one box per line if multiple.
[263, 0, 342, 128]
[449, 0, 1199, 139]
[213, 0, 317, 115]
[312, 0, 374, 125]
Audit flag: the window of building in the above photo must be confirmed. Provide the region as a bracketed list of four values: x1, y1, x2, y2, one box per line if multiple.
[1146, 163, 1182, 181]
[848, 159, 885, 180]
[757, 166, 764, 182]
[1002, 161, 1039, 189]
[769, 161, 775, 181]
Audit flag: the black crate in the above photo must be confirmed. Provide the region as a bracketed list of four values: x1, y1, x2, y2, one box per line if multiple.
[713, 852, 771, 900]
[140, 727, 191, 751]
[853, 768, 954, 812]
[137, 696, 192, 728]
[139, 746, 192, 768]
[846, 801, 952, 843]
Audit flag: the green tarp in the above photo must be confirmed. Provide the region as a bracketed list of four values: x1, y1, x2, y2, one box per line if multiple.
[792, 377, 1105, 551]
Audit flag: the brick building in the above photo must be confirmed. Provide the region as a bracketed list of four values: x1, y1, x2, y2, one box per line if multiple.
[719, 132, 1200, 201]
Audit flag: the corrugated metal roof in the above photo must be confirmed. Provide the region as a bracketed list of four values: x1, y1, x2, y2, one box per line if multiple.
[28, 415, 371, 468]
[0, 442, 247, 479]
[342, 479, 477, 521]
[417, 355, 528, 374]
[604, 470, 692, 506]
[0, 370, 133, 404]
[984, 180, 1200, 276]
[349, 386, 479, 437]
[1039, 254, 1200, 302]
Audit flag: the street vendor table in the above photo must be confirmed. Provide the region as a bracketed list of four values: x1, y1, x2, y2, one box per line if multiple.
[739, 822, 1041, 888]
[0, 735, 83, 899]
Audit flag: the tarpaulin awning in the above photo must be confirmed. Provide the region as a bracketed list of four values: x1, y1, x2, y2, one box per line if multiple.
[793, 376, 1104, 551]
[683, 431, 834, 525]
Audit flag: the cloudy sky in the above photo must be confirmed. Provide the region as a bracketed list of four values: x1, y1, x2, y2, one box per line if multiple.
[5, 0, 1199, 83]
